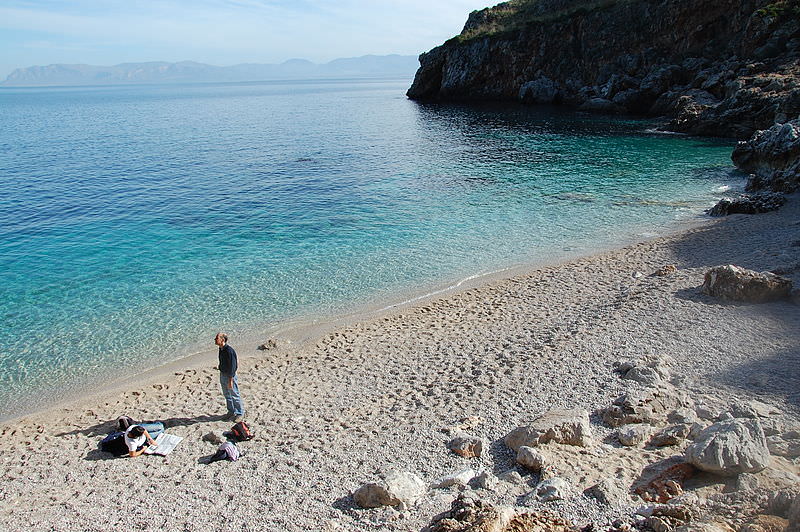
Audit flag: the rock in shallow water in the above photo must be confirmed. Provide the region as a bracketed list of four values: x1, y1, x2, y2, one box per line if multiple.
[707, 192, 787, 216]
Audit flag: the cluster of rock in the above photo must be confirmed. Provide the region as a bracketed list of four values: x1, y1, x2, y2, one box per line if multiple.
[351, 348, 800, 531]
[407, 0, 800, 139]
[708, 192, 787, 216]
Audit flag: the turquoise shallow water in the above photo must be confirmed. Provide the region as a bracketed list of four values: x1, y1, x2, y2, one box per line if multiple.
[0, 79, 737, 419]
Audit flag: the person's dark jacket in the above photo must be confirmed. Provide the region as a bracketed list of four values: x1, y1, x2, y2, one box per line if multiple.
[218, 344, 238, 376]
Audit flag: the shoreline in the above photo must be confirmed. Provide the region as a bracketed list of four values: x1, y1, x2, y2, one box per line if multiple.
[0, 195, 797, 530]
[1, 209, 719, 425]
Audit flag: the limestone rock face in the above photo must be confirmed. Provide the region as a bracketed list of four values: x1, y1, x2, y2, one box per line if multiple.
[733, 118, 800, 192]
[685, 418, 770, 476]
[407, 0, 800, 139]
[519, 76, 560, 104]
[702, 265, 792, 303]
[504, 408, 592, 452]
[352, 471, 426, 509]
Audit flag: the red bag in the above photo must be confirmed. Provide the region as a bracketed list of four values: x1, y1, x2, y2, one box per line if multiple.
[230, 421, 254, 441]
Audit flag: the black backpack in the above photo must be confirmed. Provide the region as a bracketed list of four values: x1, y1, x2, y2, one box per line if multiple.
[99, 431, 129, 456]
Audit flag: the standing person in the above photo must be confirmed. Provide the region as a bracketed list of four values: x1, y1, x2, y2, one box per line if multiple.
[215, 332, 244, 422]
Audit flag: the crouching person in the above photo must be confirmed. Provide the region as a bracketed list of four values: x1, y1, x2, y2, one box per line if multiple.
[125, 422, 164, 457]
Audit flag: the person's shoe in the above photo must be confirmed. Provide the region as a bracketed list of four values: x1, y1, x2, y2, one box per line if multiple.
[233, 415, 244, 423]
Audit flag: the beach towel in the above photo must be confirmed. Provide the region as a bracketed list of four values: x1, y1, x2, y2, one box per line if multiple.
[143, 433, 183, 456]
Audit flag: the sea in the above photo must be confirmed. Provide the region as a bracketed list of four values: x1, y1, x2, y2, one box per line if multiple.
[0, 77, 739, 420]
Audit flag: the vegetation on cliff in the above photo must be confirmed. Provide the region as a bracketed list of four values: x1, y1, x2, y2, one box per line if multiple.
[451, 0, 637, 43]
[409, 0, 800, 139]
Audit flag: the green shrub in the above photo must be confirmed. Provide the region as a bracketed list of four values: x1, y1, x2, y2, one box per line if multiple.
[756, 0, 800, 19]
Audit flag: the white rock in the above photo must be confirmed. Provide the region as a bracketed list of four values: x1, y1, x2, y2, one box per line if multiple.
[516, 446, 544, 471]
[584, 478, 629, 506]
[617, 424, 652, 447]
[735, 473, 759, 491]
[352, 471, 426, 509]
[767, 434, 800, 458]
[685, 418, 770, 476]
[498, 471, 523, 485]
[694, 404, 719, 421]
[434, 468, 476, 489]
[474, 471, 498, 491]
[533, 477, 571, 502]
[504, 408, 592, 451]
[623, 366, 662, 386]
[669, 408, 699, 425]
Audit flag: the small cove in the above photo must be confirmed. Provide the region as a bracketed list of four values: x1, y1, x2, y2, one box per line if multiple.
[0, 78, 738, 420]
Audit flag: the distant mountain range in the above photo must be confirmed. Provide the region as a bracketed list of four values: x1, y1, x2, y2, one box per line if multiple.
[2, 55, 420, 86]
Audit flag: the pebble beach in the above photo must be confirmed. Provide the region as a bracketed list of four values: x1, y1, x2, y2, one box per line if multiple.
[1, 196, 798, 531]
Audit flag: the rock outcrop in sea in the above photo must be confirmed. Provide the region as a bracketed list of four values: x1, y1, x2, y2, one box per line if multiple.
[407, 0, 800, 139]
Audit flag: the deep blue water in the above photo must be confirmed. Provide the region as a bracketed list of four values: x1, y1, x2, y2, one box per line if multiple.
[0, 79, 737, 419]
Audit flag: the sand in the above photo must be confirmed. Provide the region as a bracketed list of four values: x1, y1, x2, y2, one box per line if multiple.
[0, 196, 798, 531]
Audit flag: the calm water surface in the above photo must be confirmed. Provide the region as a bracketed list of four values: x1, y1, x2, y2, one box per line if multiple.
[0, 79, 737, 419]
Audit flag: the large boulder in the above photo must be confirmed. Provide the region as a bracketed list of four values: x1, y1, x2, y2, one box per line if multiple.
[685, 418, 770, 476]
[352, 471, 426, 509]
[702, 265, 792, 303]
[504, 409, 592, 452]
[733, 118, 800, 193]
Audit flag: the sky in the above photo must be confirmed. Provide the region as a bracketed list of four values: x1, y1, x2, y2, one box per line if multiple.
[0, 0, 494, 78]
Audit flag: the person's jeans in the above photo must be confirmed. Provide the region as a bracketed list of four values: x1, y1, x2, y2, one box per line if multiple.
[139, 422, 164, 440]
[220, 373, 244, 417]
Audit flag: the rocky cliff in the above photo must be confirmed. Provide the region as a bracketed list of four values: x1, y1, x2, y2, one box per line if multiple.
[407, 0, 800, 139]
